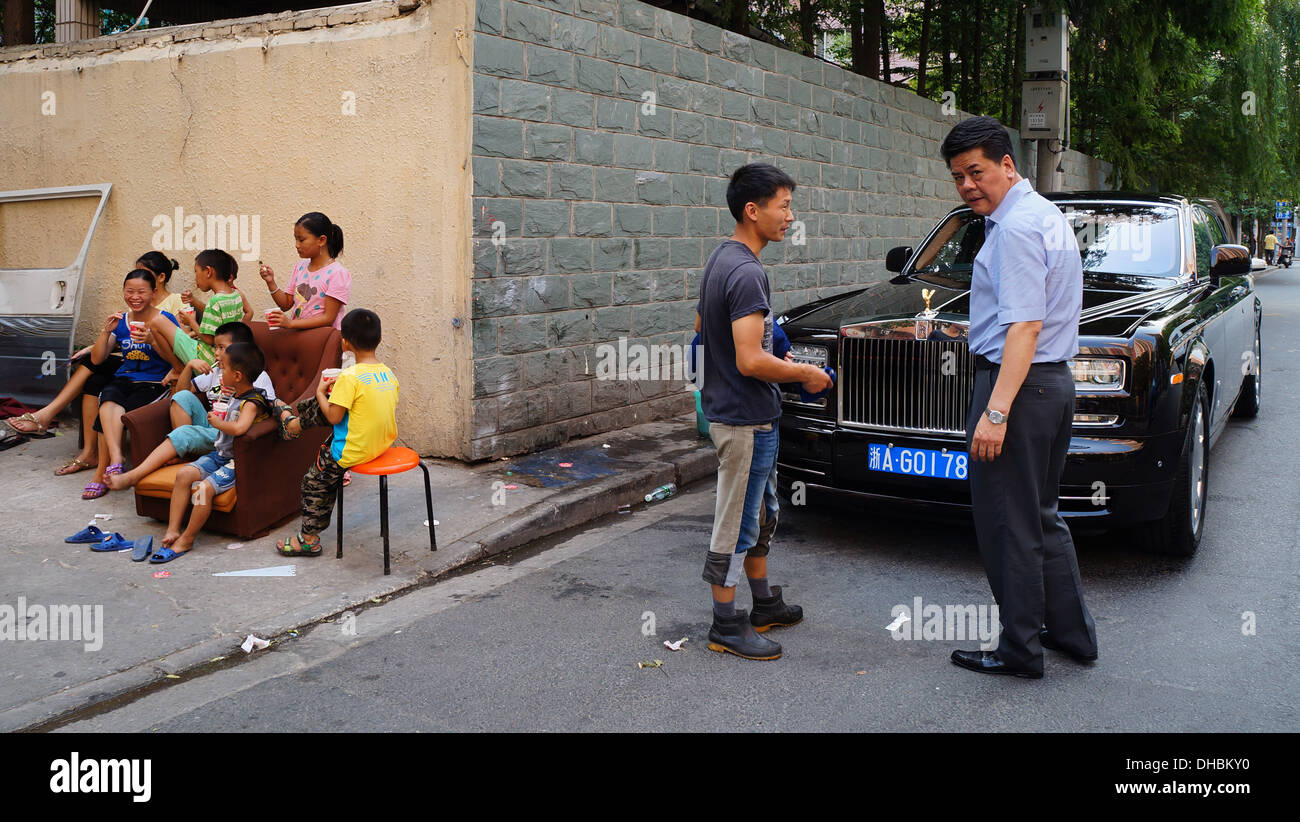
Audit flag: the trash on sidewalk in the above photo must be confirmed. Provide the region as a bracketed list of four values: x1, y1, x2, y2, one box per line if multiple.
[558, 462, 573, 468]
[885, 614, 911, 632]
[644, 483, 677, 503]
[423, 520, 440, 527]
[637, 659, 664, 670]
[57, 560, 74, 570]
[93, 513, 113, 521]
[152, 570, 170, 579]
[601, 444, 610, 448]
[240, 634, 270, 653]
[212, 565, 296, 577]
[616, 504, 631, 514]
[504, 484, 518, 490]
[225, 542, 244, 550]
[164, 674, 180, 679]
[664, 637, 689, 652]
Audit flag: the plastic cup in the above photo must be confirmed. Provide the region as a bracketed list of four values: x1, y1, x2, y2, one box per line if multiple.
[265, 308, 280, 330]
[212, 401, 229, 416]
[321, 368, 342, 381]
[128, 320, 146, 341]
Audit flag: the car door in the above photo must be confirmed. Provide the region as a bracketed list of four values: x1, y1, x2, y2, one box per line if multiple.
[0, 184, 112, 406]
[1190, 206, 1241, 428]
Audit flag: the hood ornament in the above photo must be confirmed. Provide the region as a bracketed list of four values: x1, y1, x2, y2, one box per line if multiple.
[915, 288, 938, 340]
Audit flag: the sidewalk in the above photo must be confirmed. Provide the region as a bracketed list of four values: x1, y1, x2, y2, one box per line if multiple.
[0, 411, 715, 731]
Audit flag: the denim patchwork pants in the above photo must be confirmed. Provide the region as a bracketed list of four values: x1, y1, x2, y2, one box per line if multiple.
[702, 421, 780, 588]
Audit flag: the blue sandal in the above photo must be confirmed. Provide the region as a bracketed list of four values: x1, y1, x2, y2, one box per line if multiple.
[149, 546, 188, 563]
[90, 532, 132, 552]
[66, 524, 108, 544]
[131, 536, 154, 562]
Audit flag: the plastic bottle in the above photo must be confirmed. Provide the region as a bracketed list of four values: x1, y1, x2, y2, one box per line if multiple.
[645, 483, 677, 503]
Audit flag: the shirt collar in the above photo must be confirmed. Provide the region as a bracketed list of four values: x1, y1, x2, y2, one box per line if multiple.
[987, 178, 1033, 227]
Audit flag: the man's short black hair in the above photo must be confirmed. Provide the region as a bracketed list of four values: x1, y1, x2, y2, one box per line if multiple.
[224, 342, 264, 385]
[726, 163, 797, 223]
[341, 308, 382, 351]
[940, 116, 1015, 168]
[214, 321, 254, 346]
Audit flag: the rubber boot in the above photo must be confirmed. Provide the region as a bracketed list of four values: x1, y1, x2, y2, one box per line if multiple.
[708, 609, 782, 660]
[750, 585, 804, 633]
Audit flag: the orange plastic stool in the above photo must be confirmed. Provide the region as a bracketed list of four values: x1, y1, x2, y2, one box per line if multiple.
[336, 446, 436, 575]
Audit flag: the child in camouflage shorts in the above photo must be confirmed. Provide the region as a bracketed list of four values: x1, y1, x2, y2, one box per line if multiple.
[275, 309, 398, 556]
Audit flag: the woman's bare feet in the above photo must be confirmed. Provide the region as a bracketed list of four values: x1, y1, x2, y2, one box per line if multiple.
[169, 536, 194, 555]
[161, 530, 181, 547]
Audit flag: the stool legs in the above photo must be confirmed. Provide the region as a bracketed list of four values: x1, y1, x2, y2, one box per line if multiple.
[379, 475, 391, 575]
[336, 483, 344, 559]
[419, 461, 437, 552]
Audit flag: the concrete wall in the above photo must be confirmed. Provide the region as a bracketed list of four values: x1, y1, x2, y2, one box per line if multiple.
[467, 0, 1113, 460]
[0, 0, 477, 458]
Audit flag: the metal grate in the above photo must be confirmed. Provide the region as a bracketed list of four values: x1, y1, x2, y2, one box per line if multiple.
[839, 337, 975, 435]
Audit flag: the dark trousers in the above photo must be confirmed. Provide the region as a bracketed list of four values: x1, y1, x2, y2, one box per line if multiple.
[966, 361, 1097, 672]
[296, 396, 346, 536]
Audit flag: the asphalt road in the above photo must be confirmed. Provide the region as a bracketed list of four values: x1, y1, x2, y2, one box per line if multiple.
[61, 268, 1299, 733]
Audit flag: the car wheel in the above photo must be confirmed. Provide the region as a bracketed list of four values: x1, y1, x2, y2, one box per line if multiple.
[1151, 380, 1209, 557]
[1232, 322, 1261, 418]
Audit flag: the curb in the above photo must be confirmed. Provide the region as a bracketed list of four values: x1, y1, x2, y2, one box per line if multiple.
[2, 439, 716, 732]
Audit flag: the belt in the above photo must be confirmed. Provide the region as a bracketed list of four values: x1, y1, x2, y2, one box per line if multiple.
[974, 354, 1067, 371]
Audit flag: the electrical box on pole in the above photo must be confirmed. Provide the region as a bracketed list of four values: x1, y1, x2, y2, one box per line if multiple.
[1021, 79, 1068, 140]
[1026, 7, 1068, 74]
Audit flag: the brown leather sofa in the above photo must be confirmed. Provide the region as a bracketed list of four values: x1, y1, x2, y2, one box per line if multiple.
[123, 322, 342, 538]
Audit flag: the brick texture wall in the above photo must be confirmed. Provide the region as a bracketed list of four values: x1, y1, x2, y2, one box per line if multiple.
[468, 0, 1111, 460]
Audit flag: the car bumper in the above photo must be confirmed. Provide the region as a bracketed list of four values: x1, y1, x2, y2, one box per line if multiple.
[777, 414, 1184, 528]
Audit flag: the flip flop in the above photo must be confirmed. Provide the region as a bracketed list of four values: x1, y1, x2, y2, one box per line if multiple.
[0, 432, 27, 452]
[65, 524, 108, 544]
[3, 413, 45, 436]
[104, 462, 124, 476]
[131, 536, 155, 562]
[90, 532, 133, 552]
[81, 481, 108, 500]
[149, 546, 188, 564]
[56, 458, 97, 476]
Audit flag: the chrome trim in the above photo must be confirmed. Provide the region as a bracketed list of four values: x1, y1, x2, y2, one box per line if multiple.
[838, 322, 975, 436]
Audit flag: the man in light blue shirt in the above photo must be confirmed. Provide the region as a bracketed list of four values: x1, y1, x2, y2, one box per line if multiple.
[942, 116, 1098, 680]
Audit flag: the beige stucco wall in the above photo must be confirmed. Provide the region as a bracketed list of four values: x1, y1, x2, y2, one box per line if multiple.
[0, 0, 475, 458]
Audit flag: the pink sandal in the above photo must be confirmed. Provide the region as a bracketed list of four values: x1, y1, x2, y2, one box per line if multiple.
[82, 481, 108, 500]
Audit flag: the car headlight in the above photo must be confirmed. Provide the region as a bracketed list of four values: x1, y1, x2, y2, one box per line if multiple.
[1068, 358, 1125, 392]
[790, 344, 829, 367]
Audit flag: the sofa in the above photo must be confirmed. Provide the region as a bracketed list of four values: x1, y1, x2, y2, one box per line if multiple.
[123, 322, 342, 538]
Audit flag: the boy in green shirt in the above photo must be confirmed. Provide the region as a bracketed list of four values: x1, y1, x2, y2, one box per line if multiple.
[150, 249, 245, 368]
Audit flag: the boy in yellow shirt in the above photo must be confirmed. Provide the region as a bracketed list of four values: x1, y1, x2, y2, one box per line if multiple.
[276, 308, 398, 556]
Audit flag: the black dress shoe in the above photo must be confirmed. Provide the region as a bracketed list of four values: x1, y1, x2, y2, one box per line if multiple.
[1039, 628, 1098, 662]
[950, 649, 1043, 679]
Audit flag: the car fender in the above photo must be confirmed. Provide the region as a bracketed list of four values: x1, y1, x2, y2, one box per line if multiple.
[1176, 338, 1213, 429]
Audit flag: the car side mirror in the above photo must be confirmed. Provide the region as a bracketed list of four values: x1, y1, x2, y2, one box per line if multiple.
[886, 246, 913, 273]
[1209, 244, 1251, 281]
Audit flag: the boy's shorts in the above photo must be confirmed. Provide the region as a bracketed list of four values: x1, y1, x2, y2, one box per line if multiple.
[167, 391, 219, 458]
[190, 452, 236, 496]
[171, 329, 213, 368]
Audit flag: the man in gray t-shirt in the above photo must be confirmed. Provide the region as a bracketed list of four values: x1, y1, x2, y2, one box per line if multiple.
[696, 164, 832, 661]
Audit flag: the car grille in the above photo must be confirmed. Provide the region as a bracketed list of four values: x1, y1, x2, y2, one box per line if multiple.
[839, 337, 976, 435]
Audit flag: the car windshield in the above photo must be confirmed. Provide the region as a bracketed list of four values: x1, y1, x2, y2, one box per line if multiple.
[907, 203, 1182, 287]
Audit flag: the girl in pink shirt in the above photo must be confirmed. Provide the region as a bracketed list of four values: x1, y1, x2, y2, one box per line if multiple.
[259, 212, 351, 331]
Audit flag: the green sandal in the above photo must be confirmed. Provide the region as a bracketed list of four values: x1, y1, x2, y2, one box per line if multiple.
[276, 533, 321, 557]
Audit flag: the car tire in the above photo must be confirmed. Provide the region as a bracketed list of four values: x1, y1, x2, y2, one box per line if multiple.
[1151, 380, 1209, 557]
[1232, 321, 1261, 418]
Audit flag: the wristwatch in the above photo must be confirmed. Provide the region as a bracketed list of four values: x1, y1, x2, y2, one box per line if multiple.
[984, 407, 1008, 424]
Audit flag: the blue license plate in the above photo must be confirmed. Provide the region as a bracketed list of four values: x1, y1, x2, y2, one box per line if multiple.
[867, 445, 968, 480]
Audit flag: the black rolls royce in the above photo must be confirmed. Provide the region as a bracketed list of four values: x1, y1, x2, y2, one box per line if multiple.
[776, 193, 1260, 556]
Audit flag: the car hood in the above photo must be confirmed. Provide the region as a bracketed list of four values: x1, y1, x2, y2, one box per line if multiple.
[781, 277, 1192, 339]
